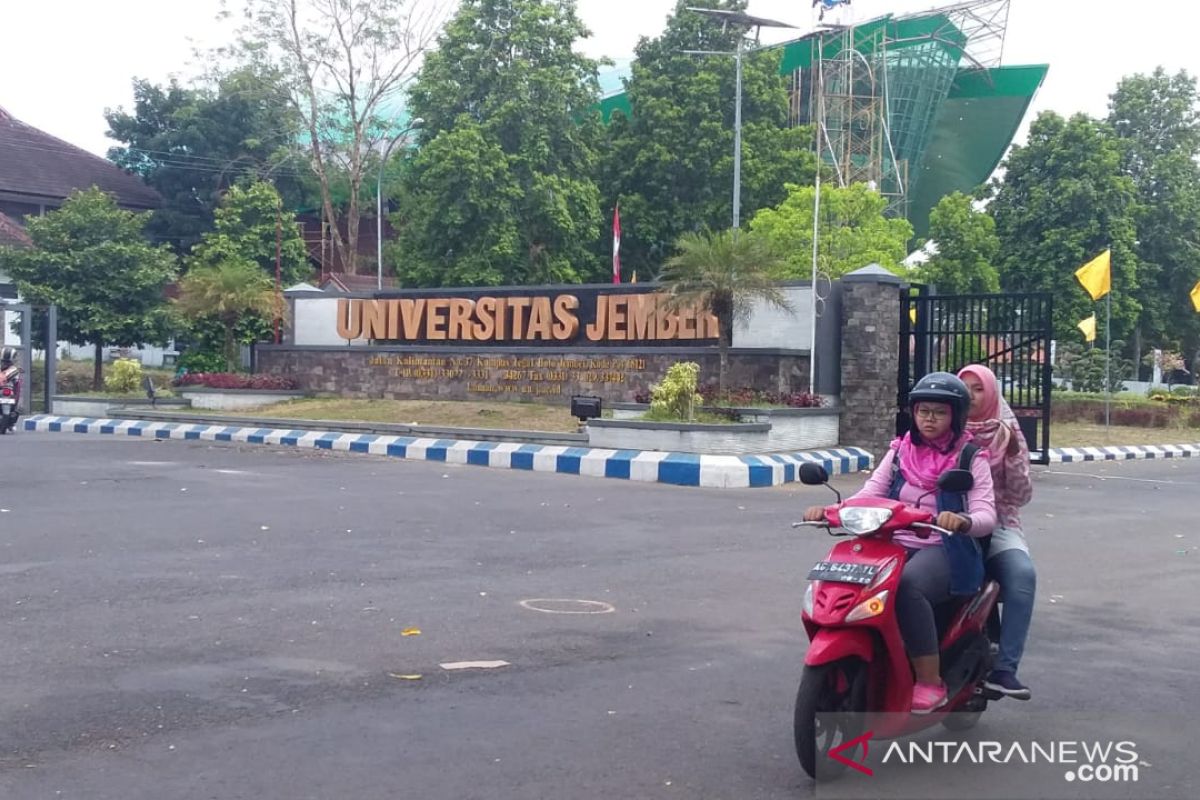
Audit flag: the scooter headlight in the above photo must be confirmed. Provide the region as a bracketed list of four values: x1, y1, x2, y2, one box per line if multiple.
[837, 507, 893, 535]
[803, 583, 814, 615]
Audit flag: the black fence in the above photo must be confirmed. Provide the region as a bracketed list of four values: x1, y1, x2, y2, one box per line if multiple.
[899, 288, 1053, 464]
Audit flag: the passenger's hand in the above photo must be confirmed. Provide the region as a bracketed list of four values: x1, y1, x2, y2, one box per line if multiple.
[936, 511, 971, 533]
[804, 505, 827, 522]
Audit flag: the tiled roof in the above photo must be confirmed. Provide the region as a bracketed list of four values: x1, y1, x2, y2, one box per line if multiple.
[0, 107, 160, 209]
[0, 211, 30, 248]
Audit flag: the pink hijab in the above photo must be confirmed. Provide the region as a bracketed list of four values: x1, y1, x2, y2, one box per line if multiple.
[890, 402, 965, 491]
[958, 365, 1011, 465]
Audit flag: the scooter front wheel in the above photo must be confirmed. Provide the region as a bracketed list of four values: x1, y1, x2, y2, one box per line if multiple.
[794, 658, 867, 781]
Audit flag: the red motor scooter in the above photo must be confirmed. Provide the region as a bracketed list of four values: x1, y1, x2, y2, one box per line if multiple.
[791, 462, 1001, 781]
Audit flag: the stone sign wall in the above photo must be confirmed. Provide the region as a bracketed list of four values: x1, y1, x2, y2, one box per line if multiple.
[256, 346, 810, 403]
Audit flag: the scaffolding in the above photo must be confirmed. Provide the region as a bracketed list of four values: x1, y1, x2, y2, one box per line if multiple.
[793, 0, 1011, 221]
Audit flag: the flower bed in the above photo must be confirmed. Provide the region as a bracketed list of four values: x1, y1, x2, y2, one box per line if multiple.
[174, 373, 299, 391]
[173, 372, 305, 410]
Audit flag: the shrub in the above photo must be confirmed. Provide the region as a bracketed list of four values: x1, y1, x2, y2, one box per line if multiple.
[648, 362, 703, 421]
[104, 358, 144, 394]
[174, 372, 298, 390]
[698, 385, 824, 408]
[177, 350, 227, 375]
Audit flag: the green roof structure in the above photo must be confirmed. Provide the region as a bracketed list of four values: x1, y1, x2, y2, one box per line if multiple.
[598, 0, 1046, 238]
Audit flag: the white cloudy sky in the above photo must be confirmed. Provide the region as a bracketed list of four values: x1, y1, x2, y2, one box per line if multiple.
[2, 0, 1198, 156]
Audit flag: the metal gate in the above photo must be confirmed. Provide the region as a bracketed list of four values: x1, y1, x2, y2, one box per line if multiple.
[898, 288, 1053, 464]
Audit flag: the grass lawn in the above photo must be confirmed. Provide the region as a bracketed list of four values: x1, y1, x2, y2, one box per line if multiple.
[238, 397, 581, 433]
[1050, 421, 1200, 448]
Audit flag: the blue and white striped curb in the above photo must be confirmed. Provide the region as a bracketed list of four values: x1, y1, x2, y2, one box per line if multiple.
[1048, 444, 1200, 463]
[23, 415, 873, 489]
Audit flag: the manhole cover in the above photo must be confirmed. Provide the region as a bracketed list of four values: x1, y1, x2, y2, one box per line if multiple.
[519, 598, 615, 615]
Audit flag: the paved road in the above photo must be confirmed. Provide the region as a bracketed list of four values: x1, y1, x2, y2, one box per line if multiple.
[0, 432, 1196, 800]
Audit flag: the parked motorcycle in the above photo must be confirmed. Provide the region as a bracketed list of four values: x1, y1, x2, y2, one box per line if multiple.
[0, 374, 18, 434]
[792, 462, 1001, 780]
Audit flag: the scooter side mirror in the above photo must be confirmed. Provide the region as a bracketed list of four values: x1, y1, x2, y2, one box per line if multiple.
[799, 463, 829, 486]
[937, 468, 974, 494]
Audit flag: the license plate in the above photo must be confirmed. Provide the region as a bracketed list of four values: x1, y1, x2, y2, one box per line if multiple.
[807, 561, 881, 585]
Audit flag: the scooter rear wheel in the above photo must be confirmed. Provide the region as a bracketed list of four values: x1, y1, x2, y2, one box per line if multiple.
[794, 659, 867, 781]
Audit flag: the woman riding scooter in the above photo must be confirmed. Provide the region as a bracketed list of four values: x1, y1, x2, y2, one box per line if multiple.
[958, 364, 1036, 701]
[804, 372, 996, 713]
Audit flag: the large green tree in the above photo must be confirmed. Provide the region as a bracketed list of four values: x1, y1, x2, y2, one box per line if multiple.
[916, 192, 1000, 293]
[0, 188, 177, 389]
[749, 182, 913, 278]
[397, 0, 604, 286]
[1108, 67, 1200, 369]
[989, 112, 1141, 341]
[105, 68, 309, 254]
[227, 0, 444, 275]
[598, 0, 816, 276]
[189, 181, 311, 285]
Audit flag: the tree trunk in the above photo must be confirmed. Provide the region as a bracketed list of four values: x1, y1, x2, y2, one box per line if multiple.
[718, 315, 733, 395]
[224, 324, 237, 373]
[93, 342, 103, 392]
[1132, 324, 1142, 381]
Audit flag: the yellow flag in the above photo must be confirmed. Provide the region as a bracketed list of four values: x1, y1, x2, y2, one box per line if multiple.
[1077, 314, 1097, 342]
[1191, 280, 1200, 313]
[1075, 250, 1111, 301]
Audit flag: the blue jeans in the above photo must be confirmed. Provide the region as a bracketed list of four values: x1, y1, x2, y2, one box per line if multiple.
[987, 548, 1037, 674]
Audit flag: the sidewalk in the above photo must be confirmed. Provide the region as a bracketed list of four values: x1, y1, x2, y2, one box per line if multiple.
[22, 414, 874, 489]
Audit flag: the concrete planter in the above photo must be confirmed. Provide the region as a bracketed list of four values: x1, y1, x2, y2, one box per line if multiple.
[176, 387, 307, 411]
[599, 403, 840, 453]
[587, 418, 771, 455]
[53, 396, 191, 416]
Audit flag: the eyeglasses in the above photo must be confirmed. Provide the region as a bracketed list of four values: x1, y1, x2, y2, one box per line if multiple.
[915, 407, 950, 420]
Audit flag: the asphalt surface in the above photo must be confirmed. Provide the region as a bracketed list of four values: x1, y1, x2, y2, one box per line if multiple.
[0, 431, 1197, 800]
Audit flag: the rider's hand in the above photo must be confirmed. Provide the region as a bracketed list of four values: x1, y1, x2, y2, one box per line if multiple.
[804, 505, 827, 522]
[936, 511, 971, 533]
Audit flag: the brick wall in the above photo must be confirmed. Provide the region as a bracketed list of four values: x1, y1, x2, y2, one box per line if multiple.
[256, 346, 810, 405]
[838, 267, 904, 459]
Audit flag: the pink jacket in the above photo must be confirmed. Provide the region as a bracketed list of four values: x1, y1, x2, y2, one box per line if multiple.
[852, 447, 997, 550]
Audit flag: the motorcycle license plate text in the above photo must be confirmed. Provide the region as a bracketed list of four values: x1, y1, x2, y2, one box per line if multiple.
[807, 561, 881, 585]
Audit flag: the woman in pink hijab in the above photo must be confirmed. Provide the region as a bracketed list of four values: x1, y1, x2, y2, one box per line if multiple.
[958, 364, 1036, 700]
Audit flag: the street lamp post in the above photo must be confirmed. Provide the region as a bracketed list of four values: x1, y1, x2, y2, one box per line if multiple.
[683, 8, 796, 232]
[376, 119, 423, 291]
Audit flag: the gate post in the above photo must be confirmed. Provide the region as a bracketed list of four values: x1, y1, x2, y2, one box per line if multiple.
[839, 265, 906, 460]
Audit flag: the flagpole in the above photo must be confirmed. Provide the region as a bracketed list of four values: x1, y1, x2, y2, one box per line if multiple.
[1105, 291, 1111, 429]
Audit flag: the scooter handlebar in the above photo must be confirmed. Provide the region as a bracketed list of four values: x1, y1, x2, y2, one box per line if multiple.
[911, 521, 955, 537]
[791, 521, 829, 528]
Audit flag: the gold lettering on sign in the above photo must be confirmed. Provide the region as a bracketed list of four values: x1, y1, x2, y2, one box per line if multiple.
[334, 293, 721, 343]
[627, 294, 655, 340]
[426, 299, 449, 340]
[552, 295, 579, 340]
[585, 295, 608, 341]
[507, 297, 530, 340]
[399, 299, 425, 339]
[336, 298, 362, 340]
[474, 297, 497, 340]
[361, 299, 388, 340]
[448, 299, 475, 340]
[607, 296, 627, 342]
[527, 296, 553, 341]
[494, 297, 509, 341]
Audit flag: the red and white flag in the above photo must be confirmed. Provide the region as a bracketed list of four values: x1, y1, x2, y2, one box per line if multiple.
[612, 203, 621, 284]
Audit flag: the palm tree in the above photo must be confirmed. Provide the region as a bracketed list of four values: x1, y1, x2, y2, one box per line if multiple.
[659, 229, 792, 394]
[175, 259, 283, 372]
